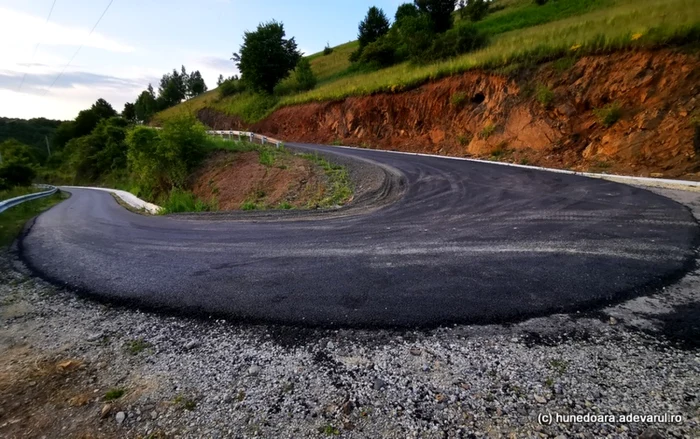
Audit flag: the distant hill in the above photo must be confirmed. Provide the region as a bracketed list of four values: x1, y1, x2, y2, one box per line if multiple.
[0, 117, 63, 159]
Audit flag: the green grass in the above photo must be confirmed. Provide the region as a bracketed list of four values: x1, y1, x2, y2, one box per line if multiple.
[298, 153, 353, 208]
[207, 137, 353, 210]
[470, 0, 615, 36]
[536, 84, 555, 108]
[450, 92, 468, 108]
[155, 0, 700, 125]
[0, 186, 46, 201]
[161, 189, 216, 214]
[258, 148, 275, 166]
[104, 388, 125, 401]
[125, 338, 151, 355]
[593, 102, 623, 127]
[480, 123, 497, 139]
[0, 191, 65, 247]
[279, 0, 699, 109]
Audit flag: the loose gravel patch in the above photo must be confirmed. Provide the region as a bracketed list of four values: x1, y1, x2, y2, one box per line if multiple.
[0, 187, 698, 438]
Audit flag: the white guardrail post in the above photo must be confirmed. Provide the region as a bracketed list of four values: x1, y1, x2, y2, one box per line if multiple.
[0, 185, 58, 214]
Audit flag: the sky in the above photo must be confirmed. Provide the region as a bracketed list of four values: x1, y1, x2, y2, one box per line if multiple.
[0, 0, 405, 121]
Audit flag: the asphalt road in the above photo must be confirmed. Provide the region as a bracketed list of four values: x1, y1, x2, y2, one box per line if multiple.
[19, 144, 700, 327]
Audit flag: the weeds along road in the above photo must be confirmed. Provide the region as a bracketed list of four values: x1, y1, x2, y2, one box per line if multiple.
[19, 143, 700, 327]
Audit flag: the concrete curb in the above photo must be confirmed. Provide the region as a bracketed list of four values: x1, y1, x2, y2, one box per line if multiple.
[60, 186, 162, 214]
[325, 144, 700, 192]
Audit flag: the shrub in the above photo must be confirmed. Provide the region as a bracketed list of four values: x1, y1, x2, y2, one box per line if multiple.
[536, 85, 555, 108]
[417, 23, 488, 63]
[593, 102, 623, 127]
[126, 115, 208, 196]
[462, 0, 489, 22]
[294, 58, 317, 91]
[323, 43, 334, 56]
[394, 14, 435, 62]
[0, 139, 39, 167]
[0, 163, 36, 187]
[534, 0, 549, 5]
[219, 78, 246, 97]
[359, 37, 397, 67]
[480, 123, 497, 139]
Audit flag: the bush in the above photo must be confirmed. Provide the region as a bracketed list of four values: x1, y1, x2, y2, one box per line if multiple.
[0, 163, 36, 187]
[294, 58, 317, 91]
[463, 0, 489, 22]
[359, 37, 397, 67]
[593, 102, 623, 127]
[419, 23, 488, 63]
[536, 85, 555, 108]
[126, 115, 208, 197]
[219, 78, 246, 98]
[323, 43, 334, 55]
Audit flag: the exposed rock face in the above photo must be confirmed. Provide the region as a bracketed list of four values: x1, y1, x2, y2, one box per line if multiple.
[212, 50, 700, 179]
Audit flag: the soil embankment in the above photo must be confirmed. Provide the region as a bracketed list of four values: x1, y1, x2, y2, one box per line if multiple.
[198, 50, 700, 180]
[188, 150, 325, 210]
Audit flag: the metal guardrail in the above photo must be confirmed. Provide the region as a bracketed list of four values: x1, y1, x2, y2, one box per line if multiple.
[0, 184, 58, 214]
[207, 130, 284, 148]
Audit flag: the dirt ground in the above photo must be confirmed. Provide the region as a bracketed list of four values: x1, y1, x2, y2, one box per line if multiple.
[188, 150, 326, 210]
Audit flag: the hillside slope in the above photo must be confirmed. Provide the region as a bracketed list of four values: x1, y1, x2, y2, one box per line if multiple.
[155, 0, 700, 178]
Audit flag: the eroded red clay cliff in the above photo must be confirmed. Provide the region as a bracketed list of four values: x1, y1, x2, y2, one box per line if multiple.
[202, 50, 700, 179]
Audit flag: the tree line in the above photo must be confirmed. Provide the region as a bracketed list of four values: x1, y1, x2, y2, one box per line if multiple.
[348, 0, 493, 68]
[123, 66, 208, 124]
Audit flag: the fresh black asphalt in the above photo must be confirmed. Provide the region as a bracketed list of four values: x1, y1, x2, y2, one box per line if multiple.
[19, 143, 700, 328]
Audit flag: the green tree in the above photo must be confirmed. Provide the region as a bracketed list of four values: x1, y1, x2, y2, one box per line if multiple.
[415, 0, 456, 33]
[65, 117, 129, 182]
[187, 70, 207, 97]
[395, 3, 420, 24]
[69, 99, 117, 141]
[232, 21, 301, 94]
[0, 163, 36, 188]
[460, 0, 489, 21]
[0, 139, 38, 167]
[216, 74, 225, 86]
[358, 7, 391, 49]
[134, 85, 158, 123]
[158, 69, 187, 108]
[122, 102, 137, 123]
[0, 117, 61, 160]
[294, 58, 317, 91]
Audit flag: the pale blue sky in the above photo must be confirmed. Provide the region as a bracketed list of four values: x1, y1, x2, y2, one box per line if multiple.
[0, 0, 404, 120]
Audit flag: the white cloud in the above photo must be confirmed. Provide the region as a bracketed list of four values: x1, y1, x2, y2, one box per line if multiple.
[0, 7, 135, 55]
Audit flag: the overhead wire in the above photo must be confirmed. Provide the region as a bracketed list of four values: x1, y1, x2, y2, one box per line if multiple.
[17, 0, 58, 92]
[41, 0, 115, 96]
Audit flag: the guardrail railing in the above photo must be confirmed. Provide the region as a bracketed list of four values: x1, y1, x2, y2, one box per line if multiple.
[0, 185, 58, 214]
[207, 130, 284, 148]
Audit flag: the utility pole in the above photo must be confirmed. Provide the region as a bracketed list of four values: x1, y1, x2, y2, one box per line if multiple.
[45, 136, 51, 157]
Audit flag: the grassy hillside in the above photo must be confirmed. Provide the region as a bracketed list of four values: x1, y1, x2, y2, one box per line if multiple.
[154, 0, 700, 125]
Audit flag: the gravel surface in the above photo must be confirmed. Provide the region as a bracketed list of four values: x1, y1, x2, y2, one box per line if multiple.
[0, 186, 698, 438]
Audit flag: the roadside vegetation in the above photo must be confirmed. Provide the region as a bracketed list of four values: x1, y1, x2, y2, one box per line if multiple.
[154, 0, 700, 125]
[4, 97, 352, 214]
[0, 192, 66, 247]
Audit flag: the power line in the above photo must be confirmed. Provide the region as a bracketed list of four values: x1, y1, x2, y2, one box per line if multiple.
[18, 0, 58, 92]
[42, 0, 115, 97]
